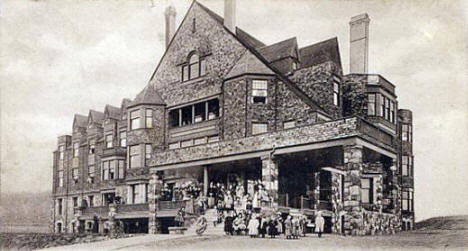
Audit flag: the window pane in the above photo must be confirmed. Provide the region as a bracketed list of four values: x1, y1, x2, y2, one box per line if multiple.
[190, 63, 199, 79]
[120, 131, 126, 147]
[182, 65, 189, 81]
[131, 118, 140, 130]
[200, 59, 206, 76]
[252, 80, 267, 90]
[361, 189, 370, 203]
[208, 99, 219, 119]
[252, 123, 268, 135]
[367, 94, 375, 116]
[145, 144, 152, 159]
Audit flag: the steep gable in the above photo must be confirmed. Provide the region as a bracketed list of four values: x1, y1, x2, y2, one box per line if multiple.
[73, 114, 88, 129]
[128, 84, 165, 108]
[88, 110, 105, 125]
[225, 50, 275, 80]
[257, 37, 298, 63]
[299, 37, 342, 70]
[104, 105, 121, 120]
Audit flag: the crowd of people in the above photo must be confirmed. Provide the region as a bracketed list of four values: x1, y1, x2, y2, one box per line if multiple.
[159, 178, 326, 239]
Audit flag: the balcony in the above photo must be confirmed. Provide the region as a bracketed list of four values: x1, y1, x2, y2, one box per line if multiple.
[156, 200, 186, 211]
[102, 147, 126, 158]
[80, 203, 149, 218]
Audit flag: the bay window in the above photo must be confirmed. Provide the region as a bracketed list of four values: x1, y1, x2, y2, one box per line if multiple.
[58, 171, 64, 187]
[402, 124, 412, 142]
[105, 134, 113, 148]
[129, 145, 141, 169]
[145, 109, 153, 128]
[120, 130, 126, 147]
[130, 110, 141, 130]
[169, 98, 219, 128]
[402, 190, 413, 212]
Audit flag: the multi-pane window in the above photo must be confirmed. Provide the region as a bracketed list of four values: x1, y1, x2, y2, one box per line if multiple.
[130, 110, 140, 130]
[145, 109, 153, 128]
[129, 184, 148, 204]
[58, 171, 64, 187]
[283, 121, 296, 129]
[72, 168, 79, 182]
[88, 195, 94, 207]
[145, 144, 152, 166]
[109, 160, 115, 180]
[73, 142, 79, 158]
[120, 130, 127, 147]
[181, 54, 206, 82]
[129, 145, 141, 169]
[402, 155, 413, 177]
[333, 82, 340, 106]
[402, 124, 412, 142]
[252, 123, 268, 135]
[361, 178, 373, 204]
[88, 165, 95, 183]
[367, 94, 376, 116]
[169, 98, 219, 128]
[252, 80, 268, 104]
[118, 160, 125, 179]
[385, 98, 390, 121]
[102, 161, 109, 180]
[59, 145, 65, 160]
[390, 101, 395, 123]
[105, 134, 113, 148]
[378, 94, 384, 116]
[402, 190, 413, 212]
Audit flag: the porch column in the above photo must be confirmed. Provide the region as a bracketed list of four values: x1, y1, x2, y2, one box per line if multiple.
[261, 154, 279, 207]
[342, 144, 364, 236]
[203, 166, 209, 196]
[148, 173, 163, 234]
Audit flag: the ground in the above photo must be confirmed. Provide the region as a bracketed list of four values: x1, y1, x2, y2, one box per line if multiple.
[1, 215, 467, 250]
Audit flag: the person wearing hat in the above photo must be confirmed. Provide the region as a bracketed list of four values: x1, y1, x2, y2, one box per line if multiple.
[284, 215, 292, 239]
[315, 211, 325, 238]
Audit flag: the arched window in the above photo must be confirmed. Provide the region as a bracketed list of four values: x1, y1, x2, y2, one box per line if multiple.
[181, 52, 206, 81]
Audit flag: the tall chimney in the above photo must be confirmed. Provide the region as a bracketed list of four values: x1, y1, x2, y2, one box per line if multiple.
[349, 13, 370, 73]
[165, 5, 176, 48]
[224, 0, 236, 33]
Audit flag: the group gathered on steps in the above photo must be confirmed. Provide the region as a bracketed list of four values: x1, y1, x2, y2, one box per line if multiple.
[162, 180, 325, 238]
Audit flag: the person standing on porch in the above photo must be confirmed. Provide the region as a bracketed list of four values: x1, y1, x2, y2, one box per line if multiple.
[285, 215, 292, 239]
[315, 211, 325, 238]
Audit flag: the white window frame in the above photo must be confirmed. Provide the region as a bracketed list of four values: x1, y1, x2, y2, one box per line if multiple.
[130, 110, 141, 130]
[73, 142, 79, 158]
[145, 109, 153, 128]
[129, 145, 141, 169]
[252, 80, 268, 104]
[105, 134, 113, 149]
[120, 130, 127, 147]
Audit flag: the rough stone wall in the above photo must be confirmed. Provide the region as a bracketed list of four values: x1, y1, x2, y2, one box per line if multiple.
[342, 145, 363, 236]
[331, 172, 344, 234]
[290, 61, 342, 119]
[223, 78, 247, 140]
[149, 3, 247, 107]
[276, 81, 318, 129]
[152, 117, 360, 166]
[341, 74, 367, 117]
[362, 210, 400, 235]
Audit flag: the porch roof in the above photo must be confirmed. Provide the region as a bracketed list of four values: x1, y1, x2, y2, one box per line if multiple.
[150, 116, 396, 171]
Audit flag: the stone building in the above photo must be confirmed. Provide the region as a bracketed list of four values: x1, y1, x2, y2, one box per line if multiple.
[51, 0, 414, 236]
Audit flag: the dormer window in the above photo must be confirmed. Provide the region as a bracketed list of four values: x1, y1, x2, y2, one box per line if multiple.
[252, 80, 268, 104]
[181, 53, 206, 82]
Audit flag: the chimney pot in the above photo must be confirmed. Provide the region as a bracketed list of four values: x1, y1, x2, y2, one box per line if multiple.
[349, 13, 370, 74]
[165, 5, 176, 48]
[224, 0, 236, 33]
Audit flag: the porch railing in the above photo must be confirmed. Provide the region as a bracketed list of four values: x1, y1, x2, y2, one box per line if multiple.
[278, 194, 315, 210]
[157, 200, 186, 210]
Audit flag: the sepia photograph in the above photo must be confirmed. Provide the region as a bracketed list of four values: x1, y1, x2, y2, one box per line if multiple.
[1, 0, 467, 250]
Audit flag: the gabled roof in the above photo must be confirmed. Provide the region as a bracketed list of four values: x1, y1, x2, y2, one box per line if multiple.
[121, 98, 132, 109]
[73, 114, 88, 128]
[257, 37, 298, 63]
[299, 37, 342, 70]
[128, 84, 165, 108]
[225, 50, 275, 79]
[196, 2, 265, 49]
[88, 110, 105, 125]
[104, 105, 121, 120]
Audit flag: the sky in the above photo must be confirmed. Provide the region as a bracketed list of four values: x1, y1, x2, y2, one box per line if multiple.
[1, 0, 467, 221]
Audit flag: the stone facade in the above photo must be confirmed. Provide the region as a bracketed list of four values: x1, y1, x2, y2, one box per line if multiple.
[51, 1, 414, 236]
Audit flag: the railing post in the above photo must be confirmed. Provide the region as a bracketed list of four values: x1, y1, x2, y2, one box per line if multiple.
[286, 194, 289, 207]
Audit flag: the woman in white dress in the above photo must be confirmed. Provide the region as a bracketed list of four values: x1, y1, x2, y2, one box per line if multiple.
[248, 214, 259, 237]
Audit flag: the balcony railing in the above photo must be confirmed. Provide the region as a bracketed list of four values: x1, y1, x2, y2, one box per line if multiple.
[118, 203, 149, 213]
[358, 118, 394, 147]
[157, 200, 186, 211]
[278, 194, 315, 210]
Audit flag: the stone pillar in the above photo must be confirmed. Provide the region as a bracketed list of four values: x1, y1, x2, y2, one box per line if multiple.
[203, 166, 209, 196]
[343, 144, 364, 235]
[148, 173, 163, 234]
[261, 155, 279, 207]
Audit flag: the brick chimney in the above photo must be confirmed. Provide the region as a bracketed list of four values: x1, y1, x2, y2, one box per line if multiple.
[165, 5, 176, 48]
[349, 13, 370, 73]
[224, 0, 236, 33]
